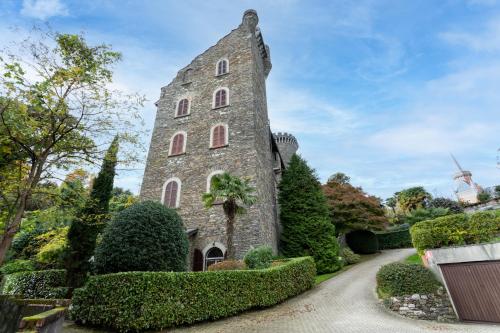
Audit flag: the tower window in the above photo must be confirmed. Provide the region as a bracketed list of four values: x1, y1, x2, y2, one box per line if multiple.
[169, 132, 186, 156]
[216, 59, 228, 76]
[210, 124, 228, 148]
[176, 98, 189, 117]
[162, 178, 181, 208]
[213, 88, 228, 108]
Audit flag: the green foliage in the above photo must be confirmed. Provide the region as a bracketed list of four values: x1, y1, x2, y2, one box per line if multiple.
[346, 230, 379, 254]
[71, 257, 315, 332]
[0, 259, 34, 275]
[377, 262, 440, 297]
[395, 187, 431, 213]
[208, 260, 246, 271]
[429, 197, 463, 213]
[376, 228, 412, 249]
[341, 247, 360, 264]
[94, 201, 189, 274]
[35, 227, 68, 268]
[202, 172, 257, 259]
[410, 210, 500, 255]
[0, 28, 143, 266]
[1, 269, 67, 299]
[402, 207, 450, 226]
[109, 187, 137, 214]
[244, 246, 273, 269]
[279, 155, 341, 274]
[66, 137, 118, 288]
[495, 185, 500, 198]
[323, 175, 388, 233]
[477, 191, 492, 203]
[327, 172, 350, 184]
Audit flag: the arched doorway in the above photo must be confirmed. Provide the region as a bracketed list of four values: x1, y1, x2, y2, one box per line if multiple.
[204, 247, 224, 270]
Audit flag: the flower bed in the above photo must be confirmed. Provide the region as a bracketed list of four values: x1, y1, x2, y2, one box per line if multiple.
[71, 257, 316, 331]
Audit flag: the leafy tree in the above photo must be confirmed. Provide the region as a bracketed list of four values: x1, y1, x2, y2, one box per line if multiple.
[202, 172, 257, 259]
[0, 30, 143, 265]
[279, 154, 341, 274]
[477, 191, 491, 203]
[385, 197, 397, 214]
[327, 172, 350, 185]
[495, 185, 500, 198]
[429, 197, 463, 213]
[395, 187, 431, 213]
[323, 175, 388, 234]
[401, 207, 450, 226]
[65, 137, 118, 288]
[109, 187, 137, 214]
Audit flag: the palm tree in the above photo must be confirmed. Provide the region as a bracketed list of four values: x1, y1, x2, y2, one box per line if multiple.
[202, 172, 257, 259]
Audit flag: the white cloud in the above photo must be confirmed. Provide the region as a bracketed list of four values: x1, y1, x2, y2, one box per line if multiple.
[440, 17, 500, 52]
[20, 0, 68, 20]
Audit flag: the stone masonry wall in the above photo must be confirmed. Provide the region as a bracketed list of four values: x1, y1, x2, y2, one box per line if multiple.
[140, 10, 279, 262]
[384, 287, 457, 322]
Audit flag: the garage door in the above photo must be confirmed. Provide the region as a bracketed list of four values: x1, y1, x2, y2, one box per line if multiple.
[440, 261, 500, 323]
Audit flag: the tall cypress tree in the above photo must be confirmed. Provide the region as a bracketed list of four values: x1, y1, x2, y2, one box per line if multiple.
[279, 154, 341, 274]
[66, 136, 119, 289]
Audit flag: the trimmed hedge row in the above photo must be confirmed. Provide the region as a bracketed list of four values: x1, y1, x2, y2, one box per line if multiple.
[377, 229, 412, 249]
[1, 269, 67, 299]
[377, 262, 440, 297]
[410, 210, 500, 254]
[71, 257, 316, 331]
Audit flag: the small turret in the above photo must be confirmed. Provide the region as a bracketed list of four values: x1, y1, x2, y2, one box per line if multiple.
[273, 132, 299, 167]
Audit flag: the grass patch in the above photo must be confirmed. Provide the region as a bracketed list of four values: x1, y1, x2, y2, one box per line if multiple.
[315, 253, 379, 285]
[404, 253, 422, 265]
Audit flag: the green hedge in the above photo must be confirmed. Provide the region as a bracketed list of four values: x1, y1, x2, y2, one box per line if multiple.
[377, 229, 412, 249]
[377, 262, 440, 297]
[1, 269, 67, 299]
[71, 257, 315, 331]
[346, 230, 379, 254]
[410, 210, 500, 255]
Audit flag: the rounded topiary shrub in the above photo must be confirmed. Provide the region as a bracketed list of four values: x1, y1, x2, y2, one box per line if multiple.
[94, 201, 188, 274]
[346, 230, 379, 254]
[244, 245, 273, 269]
[341, 247, 361, 264]
[376, 262, 440, 297]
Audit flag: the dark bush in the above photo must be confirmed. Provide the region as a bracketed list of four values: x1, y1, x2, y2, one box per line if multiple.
[71, 257, 315, 331]
[1, 269, 67, 299]
[93, 201, 189, 274]
[208, 260, 245, 271]
[377, 229, 412, 249]
[377, 262, 440, 297]
[410, 210, 500, 254]
[244, 245, 273, 269]
[346, 230, 379, 254]
[341, 247, 360, 264]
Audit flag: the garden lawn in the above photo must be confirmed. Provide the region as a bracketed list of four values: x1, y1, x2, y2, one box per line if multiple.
[315, 253, 379, 285]
[404, 253, 422, 265]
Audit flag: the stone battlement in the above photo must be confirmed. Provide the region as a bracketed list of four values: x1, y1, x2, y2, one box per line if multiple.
[274, 132, 298, 147]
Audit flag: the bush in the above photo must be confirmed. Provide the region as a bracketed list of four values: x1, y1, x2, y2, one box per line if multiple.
[377, 229, 412, 249]
[1, 269, 67, 299]
[410, 210, 500, 255]
[429, 197, 463, 213]
[346, 230, 379, 254]
[341, 247, 360, 264]
[477, 191, 491, 203]
[0, 259, 35, 275]
[244, 245, 273, 269]
[402, 207, 450, 226]
[35, 227, 68, 268]
[93, 201, 189, 274]
[377, 262, 440, 297]
[208, 260, 245, 271]
[71, 257, 315, 331]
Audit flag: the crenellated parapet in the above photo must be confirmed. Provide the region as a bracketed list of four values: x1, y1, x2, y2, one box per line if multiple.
[273, 132, 299, 167]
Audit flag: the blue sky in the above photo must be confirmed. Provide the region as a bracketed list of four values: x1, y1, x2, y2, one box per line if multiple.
[1, 0, 499, 199]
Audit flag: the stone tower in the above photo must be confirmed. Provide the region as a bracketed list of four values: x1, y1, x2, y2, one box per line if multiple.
[273, 132, 299, 166]
[140, 10, 282, 270]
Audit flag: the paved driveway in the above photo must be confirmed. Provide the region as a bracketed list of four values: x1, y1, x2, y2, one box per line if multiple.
[170, 249, 499, 333]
